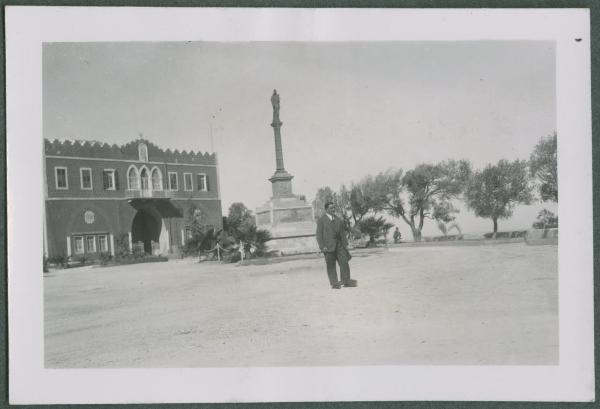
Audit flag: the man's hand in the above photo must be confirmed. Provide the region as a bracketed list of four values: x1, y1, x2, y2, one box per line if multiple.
[321, 247, 328, 253]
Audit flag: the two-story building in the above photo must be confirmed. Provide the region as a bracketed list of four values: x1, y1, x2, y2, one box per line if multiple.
[43, 138, 223, 259]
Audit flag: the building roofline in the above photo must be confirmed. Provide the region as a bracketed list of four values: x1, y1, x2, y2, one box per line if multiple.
[44, 137, 217, 165]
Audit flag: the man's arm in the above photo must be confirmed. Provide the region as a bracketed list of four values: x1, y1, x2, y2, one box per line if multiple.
[340, 219, 349, 248]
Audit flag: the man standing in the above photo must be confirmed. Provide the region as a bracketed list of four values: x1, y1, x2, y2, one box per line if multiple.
[316, 202, 358, 289]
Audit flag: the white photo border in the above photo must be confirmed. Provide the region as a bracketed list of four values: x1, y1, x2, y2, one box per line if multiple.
[6, 7, 594, 404]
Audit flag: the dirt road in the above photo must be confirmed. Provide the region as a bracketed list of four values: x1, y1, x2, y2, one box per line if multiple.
[44, 243, 558, 367]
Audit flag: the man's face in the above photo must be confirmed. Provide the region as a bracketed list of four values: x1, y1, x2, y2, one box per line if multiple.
[326, 205, 336, 216]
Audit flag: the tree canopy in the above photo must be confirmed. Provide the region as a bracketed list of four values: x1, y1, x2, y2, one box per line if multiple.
[465, 159, 533, 233]
[225, 202, 254, 235]
[529, 132, 557, 202]
[312, 161, 471, 242]
[370, 161, 471, 241]
[312, 187, 337, 219]
[221, 202, 272, 256]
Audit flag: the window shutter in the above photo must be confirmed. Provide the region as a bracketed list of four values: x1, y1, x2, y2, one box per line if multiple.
[103, 171, 109, 189]
[206, 175, 210, 191]
[114, 170, 120, 190]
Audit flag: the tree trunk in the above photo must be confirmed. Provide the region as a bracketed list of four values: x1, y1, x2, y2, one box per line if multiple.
[412, 229, 422, 242]
[409, 215, 422, 242]
[409, 225, 422, 242]
[493, 217, 498, 234]
[395, 211, 423, 242]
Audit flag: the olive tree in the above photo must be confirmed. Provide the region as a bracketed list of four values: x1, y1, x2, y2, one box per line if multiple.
[465, 159, 533, 233]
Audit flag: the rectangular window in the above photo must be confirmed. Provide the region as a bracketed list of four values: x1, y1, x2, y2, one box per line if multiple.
[98, 235, 108, 252]
[168, 172, 178, 190]
[80, 168, 92, 190]
[55, 167, 68, 190]
[184, 173, 193, 191]
[102, 169, 115, 190]
[86, 236, 96, 253]
[197, 174, 207, 191]
[74, 236, 84, 254]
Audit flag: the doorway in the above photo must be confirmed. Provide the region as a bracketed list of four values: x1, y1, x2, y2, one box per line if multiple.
[131, 207, 161, 254]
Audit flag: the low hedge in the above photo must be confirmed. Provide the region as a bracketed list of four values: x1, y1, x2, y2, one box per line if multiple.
[424, 234, 464, 242]
[483, 231, 527, 239]
[101, 254, 168, 267]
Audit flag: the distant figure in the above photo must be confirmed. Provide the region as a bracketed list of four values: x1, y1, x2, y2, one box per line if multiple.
[393, 227, 402, 244]
[316, 201, 357, 289]
[239, 241, 245, 261]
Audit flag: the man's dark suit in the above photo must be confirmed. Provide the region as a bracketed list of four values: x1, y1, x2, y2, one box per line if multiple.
[316, 214, 352, 286]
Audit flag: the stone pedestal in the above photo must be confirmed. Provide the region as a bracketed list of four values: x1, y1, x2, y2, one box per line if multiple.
[256, 197, 318, 255]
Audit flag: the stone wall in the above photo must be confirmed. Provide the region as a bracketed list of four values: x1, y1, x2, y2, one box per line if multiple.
[526, 228, 558, 245]
[273, 207, 313, 224]
[266, 235, 320, 255]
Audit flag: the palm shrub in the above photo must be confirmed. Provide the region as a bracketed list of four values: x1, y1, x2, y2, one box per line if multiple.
[185, 223, 223, 255]
[225, 217, 271, 257]
[223, 202, 272, 259]
[358, 216, 394, 246]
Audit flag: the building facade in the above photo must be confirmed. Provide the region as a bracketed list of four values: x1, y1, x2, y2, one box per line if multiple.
[43, 138, 223, 259]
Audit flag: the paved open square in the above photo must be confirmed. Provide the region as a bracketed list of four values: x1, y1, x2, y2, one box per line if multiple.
[44, 243, 558, 368]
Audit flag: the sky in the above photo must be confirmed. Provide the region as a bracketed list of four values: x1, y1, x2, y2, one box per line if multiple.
[43, 41, 557, 236]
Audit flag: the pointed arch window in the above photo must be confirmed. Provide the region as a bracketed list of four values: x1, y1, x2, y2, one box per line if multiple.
[140, 167, 150, 191]
[151, 167, 163, 191]
[127, 166, 140, 190]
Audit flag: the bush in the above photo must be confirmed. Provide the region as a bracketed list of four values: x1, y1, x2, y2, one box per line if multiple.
[115, 233, 130, 257]
[533, 209, 558, 229]
[47, 254, 68, 268]
[99, 252, 112, 266]
[225, 250, 242, 263]
[77, 255, 88, 265]
[106, 254, 168, 266]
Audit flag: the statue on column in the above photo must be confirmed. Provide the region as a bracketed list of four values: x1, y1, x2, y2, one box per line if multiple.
[271, 89, 280, 122]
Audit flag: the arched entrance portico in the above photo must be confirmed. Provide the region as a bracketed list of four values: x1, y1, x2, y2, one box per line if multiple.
[131, 207, 161, 254]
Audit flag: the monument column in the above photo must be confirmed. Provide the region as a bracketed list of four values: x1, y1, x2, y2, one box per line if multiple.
[271, 90, 285, 171]
[268, 89, 294, 198]
[255, 89, 319, 255]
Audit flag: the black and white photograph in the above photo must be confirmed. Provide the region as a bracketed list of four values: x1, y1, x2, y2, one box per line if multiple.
[6, 7, 594, 404]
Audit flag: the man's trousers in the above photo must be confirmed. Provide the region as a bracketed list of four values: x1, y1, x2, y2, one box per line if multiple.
[324, 245, 351, 285]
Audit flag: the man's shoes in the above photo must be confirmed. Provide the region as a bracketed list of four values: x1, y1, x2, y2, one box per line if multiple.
[331, 281, 342, 289]
[342, 279, 358, 287]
